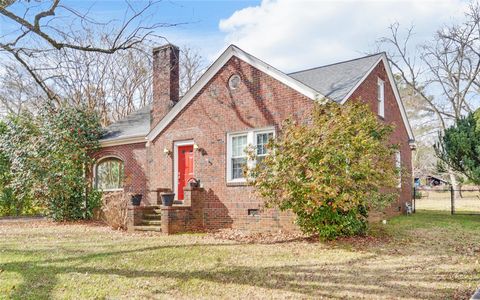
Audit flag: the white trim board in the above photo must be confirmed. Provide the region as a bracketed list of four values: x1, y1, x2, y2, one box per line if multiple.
[100, 135, 146, 147]
[146, 45, 323, 141]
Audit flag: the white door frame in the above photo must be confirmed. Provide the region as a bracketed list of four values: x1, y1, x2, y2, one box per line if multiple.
[173, 140, 194, 200]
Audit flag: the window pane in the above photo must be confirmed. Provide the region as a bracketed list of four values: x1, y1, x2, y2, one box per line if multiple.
[232, 135, 247, 157]
[232, 157, 247, 179]
[256, 132, 273, 156]
[96, 159, 124, 190]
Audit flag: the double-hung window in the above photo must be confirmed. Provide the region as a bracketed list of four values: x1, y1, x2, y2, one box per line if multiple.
[227, 128, 275, 183]
[231, 134, 248, 180]
[377, 78, 385, 118]
[255, 131, 274, 165]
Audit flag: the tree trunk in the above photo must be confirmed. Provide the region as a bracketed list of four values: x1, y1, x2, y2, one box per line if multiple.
[448, 169, 461, 199]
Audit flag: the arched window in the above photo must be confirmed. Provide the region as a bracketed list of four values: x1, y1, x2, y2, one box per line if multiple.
[95, 157, 124, 191]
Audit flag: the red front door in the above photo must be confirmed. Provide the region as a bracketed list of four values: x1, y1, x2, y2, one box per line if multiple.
[177, 145, 194, 200]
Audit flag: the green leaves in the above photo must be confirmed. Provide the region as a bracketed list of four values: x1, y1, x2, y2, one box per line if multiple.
[435, 110, 480, 184]
[248, 101, 399, 240]
[0, 106, 103, 220]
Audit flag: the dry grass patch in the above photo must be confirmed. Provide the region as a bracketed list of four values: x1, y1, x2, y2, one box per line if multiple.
[0, 211, 479, 299]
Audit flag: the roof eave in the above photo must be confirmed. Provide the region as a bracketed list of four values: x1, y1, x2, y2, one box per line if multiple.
[99, 135, 147, 147]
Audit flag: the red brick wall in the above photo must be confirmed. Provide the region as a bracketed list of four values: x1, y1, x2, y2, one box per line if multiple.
[148, 57, 313, 231]
[94, 56, 413, 232]
[146, 56, 413, 231]
[152, 45, 180, 129]
[92, 143, 151, 204]
[349, 61, 413, 214]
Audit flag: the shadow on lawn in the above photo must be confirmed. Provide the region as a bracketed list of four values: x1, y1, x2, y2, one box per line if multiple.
[2, 241, 477, 299]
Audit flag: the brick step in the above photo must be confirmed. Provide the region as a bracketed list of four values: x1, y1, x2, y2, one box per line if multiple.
[142, 220, 162, 226]
[143, 213, 161, 220]
[133, 225, 161, 232]
[153, 209, 162, 214]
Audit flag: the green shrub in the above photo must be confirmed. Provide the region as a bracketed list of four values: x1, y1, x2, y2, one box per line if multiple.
[0, 106, 103, 220]
[248, 101, 399, 240]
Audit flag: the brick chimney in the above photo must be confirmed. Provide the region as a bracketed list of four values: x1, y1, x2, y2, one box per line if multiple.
[151, 44, 180, 129]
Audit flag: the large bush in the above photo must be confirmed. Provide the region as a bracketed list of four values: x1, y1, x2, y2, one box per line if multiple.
[0, 120, 38, 216]
[248, 101, 399, 240]
[0, 106, 103, 220]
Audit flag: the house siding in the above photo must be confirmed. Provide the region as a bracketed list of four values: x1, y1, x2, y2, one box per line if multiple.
[145, 57, 412, 231]
[349, 61, 413, 216]
[93, 143, 150, 204]
[94, 55, 413, 232]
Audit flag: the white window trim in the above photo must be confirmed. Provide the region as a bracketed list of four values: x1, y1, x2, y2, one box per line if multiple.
[378, 78, 385, 118]
[226, 127, 275, 184]
[173, 140, 195, 200]
[395, 150, 402, 188]
[93, 156, 125, 192]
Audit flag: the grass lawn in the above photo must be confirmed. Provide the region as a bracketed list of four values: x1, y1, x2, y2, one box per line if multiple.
[1, 211, 479, 299]
[415, 190, 480, 213]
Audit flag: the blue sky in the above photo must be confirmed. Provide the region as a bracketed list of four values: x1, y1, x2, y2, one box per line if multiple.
[0, 0, 469, 72]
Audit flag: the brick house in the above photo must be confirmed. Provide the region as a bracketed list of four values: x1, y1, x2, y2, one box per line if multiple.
[93, 44, 415, 233]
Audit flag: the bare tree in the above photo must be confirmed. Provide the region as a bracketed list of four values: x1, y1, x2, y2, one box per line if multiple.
[0, 0, 179, 105]
[179, 46, 206, 96]
[378, 2, 480, 193]
[0, 40, 207, 125]
[0, 63, 42, 116]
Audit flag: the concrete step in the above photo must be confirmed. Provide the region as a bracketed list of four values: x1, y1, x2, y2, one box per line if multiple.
[143, 213, 161, 220]
[153, 209, 162, 214]
[142, 220, 162, 226]
[133, 225, 161, 232]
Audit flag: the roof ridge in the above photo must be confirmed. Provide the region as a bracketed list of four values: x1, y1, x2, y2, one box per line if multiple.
[288, 52, 385, 75]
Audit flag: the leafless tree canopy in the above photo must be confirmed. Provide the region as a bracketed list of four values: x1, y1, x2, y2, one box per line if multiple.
[378, 1, 480, 190]
[0, 0, 177, 105]
[0, 1, 207, 125]
[379, 2, 480, 129]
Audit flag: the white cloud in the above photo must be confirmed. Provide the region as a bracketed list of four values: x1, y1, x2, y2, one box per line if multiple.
[219, 0, 468, 72]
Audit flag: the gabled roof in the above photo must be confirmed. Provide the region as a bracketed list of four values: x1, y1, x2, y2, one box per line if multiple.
[100, 105, 150, 147]
[146, 45, 323, 141]
[101, 44, 414, 145]
[289, 53, 384, 103]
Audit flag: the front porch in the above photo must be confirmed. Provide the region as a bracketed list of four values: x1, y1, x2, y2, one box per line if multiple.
[127, 186, 206, 234]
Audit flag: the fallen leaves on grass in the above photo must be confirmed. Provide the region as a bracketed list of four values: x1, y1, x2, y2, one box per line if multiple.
[209, 229, 314, 244]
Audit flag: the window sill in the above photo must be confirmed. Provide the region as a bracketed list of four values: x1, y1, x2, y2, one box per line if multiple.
[226, 180, 248, 187]
[100, 188, 124, 192]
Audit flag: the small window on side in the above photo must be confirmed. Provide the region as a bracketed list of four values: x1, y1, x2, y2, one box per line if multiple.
[395, 150, 401, 188]
[377, 78, 385, 118]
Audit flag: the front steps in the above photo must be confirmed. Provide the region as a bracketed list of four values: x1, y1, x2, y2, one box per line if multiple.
[132, 206, 162, 232]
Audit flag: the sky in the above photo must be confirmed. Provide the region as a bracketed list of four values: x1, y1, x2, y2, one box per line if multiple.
[0, 0, 470, 72]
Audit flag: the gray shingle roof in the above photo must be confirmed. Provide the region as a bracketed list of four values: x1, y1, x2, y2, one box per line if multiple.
[100, 105, 151, 142]
[288, 53, 383, 103]
[101, 52, 386, 143]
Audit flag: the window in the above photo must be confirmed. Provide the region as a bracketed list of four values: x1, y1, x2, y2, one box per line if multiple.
[256, 131, 274, 165]
[231, 134, 248, 180]
[228, 74, 241, 90]
[227, 128, 275, 183]
[377, 78, 385, 118]
[395, 151, 401, 188]
[95, 157, 124, 191]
